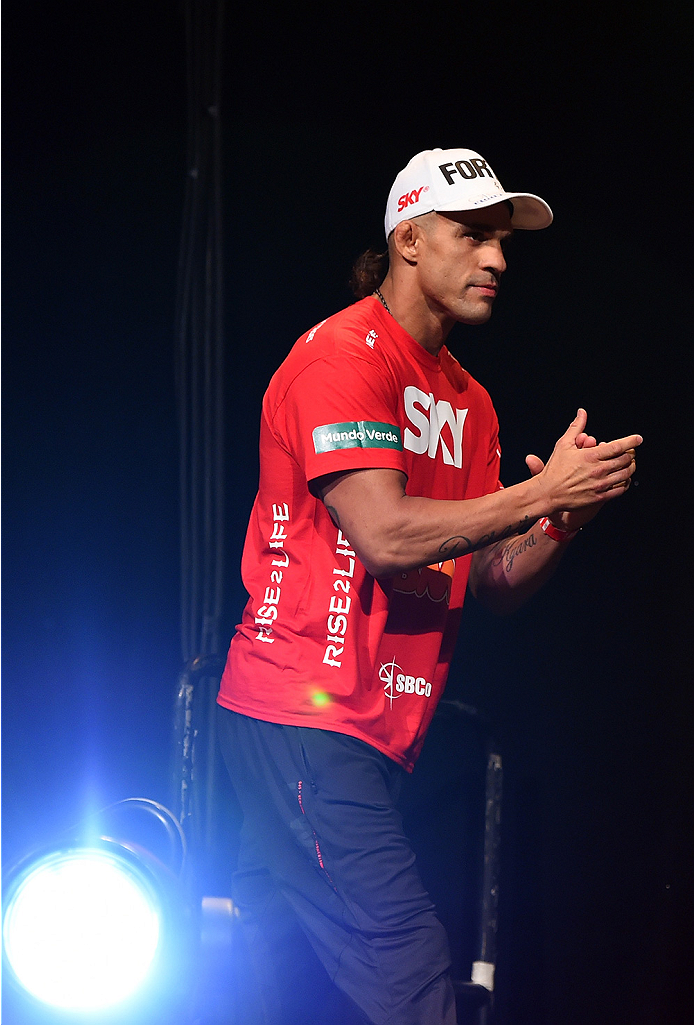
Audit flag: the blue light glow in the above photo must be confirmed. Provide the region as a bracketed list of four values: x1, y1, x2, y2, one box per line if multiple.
[3, 847, 162, 1011]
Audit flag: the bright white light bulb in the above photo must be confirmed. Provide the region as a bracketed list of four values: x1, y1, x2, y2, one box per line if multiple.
[3, 848, 161, 1011]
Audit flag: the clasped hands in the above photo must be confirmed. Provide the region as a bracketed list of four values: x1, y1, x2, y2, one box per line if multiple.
[525, 408, 642, 532]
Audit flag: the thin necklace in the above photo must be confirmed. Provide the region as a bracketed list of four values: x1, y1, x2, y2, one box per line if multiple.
[373, 288, 391, 315]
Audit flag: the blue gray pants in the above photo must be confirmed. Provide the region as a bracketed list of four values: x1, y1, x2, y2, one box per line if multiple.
[216, 706, 457, 1025]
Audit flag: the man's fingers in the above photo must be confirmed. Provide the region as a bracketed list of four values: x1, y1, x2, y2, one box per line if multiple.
[563, 407, 588, 442]
[594, 456, 638, 491]
[525, 454, 545, 476]
[599, 477, 633, 499]
[606, 450, 637, 471]
[595, 434, 643, 459]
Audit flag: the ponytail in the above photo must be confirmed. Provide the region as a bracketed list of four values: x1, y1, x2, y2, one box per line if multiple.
[349, 248, 389, 300]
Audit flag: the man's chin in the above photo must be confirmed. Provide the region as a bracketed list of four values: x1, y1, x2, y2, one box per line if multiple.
[456, 303, 494, 326]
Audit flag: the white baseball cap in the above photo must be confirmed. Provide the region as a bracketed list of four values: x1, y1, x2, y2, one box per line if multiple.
[384, 147, 553, 239]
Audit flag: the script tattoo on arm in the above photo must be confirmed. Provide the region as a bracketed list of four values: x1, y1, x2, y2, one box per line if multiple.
[439, 516, 535, 559]
[495, 531, 538, 573]
[439, 535, 473, 558]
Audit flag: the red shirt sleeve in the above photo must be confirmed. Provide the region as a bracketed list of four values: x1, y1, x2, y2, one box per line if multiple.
[268, 347, 409, 484]
[486, 410, 503, 492]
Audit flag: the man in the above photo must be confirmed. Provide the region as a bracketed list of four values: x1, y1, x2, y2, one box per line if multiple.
[216, 148, 641, 1024]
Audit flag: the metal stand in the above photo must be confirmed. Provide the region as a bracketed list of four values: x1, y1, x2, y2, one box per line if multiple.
[171, 655, 240, 902]
[456, 738, 503, 1025]
[400, 700, 503, 1025]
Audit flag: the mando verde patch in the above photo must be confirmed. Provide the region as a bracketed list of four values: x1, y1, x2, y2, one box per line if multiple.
[312, 421, 403, 454]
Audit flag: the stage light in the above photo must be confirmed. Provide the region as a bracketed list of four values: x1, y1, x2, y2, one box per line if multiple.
[3, 844, 162, 1012]
[2, 801, 192, 1021]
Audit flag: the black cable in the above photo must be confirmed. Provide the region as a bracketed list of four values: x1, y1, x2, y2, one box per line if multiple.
[175, 0, 225, 663]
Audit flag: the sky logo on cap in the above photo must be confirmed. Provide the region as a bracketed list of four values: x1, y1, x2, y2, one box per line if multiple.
[397, 185, 428, 212]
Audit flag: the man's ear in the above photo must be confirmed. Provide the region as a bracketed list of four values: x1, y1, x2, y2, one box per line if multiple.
[391, 219, 420, 263]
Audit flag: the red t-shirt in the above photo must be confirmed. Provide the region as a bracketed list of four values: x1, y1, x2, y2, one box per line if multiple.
[217, 296, 501, 771]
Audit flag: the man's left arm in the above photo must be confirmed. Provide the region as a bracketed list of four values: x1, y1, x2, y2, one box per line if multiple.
[469, 431, 634, 615]
[469, 518, 576, 614]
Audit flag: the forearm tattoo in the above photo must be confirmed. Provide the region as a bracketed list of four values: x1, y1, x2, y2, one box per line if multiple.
[496, 531, 538, 573]
[439, 516, 535, 559]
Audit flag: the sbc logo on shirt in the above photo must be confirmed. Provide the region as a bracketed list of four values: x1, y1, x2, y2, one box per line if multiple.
[379, 658, 432, 710]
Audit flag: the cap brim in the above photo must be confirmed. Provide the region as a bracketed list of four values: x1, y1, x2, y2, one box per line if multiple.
[436, 191, 553, 230]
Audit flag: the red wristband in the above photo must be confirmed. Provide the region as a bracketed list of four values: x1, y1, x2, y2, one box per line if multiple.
[539, 516, 579, 543]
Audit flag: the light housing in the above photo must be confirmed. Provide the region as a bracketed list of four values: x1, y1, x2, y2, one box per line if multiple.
[2, 802, 193, 1022]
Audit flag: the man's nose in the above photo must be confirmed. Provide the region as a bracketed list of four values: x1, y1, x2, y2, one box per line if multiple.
[483, 239, 507, 277]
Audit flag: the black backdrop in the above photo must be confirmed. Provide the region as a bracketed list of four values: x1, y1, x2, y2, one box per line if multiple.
[3, 2, 692, 1023]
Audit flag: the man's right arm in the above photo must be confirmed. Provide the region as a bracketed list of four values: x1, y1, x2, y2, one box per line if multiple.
[317, 410, 641, 580]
